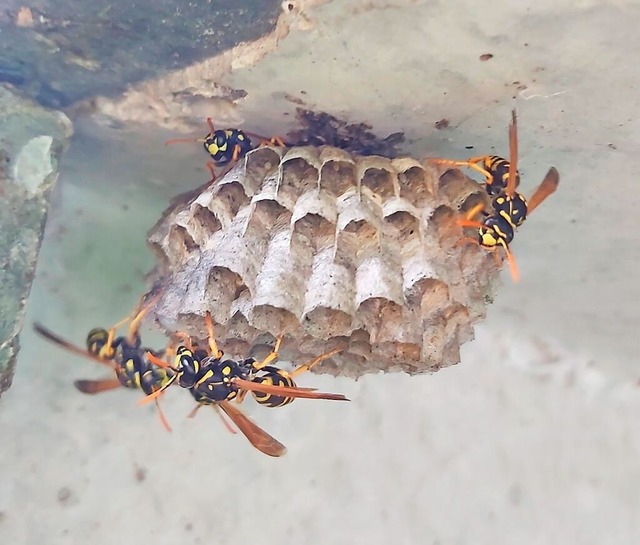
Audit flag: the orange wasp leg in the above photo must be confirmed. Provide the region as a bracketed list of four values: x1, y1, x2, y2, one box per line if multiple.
[250, 335, 284, 372]
[428, 157, 494, 182]
[203, 311, 223, 359]
[187, 404, 238, 435]
[287, 348, 342, 379]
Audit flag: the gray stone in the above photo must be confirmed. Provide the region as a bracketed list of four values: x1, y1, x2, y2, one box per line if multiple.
[0, 83, 73, 397]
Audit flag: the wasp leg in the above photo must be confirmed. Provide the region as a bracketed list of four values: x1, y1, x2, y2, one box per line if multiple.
[269, 136, 287, 147]
[461, 202, 487, 222]
[206, 117, 216, 133]
[102, 292, 160, 350]
[138, 353, 178, 406]
[160, 338, 179, 361]
[138, 375, 177, 404]
[498, 240, 519, 283]
[205, 161, 218, 184]
[208, 162, 235, 185]
[212, 404, 238, 434]
[285, 348, 342, 379]
[187, 403, 203, 419]
[454, 236, 480, 249]
[214, 405, 238, 434]
[250, 335, 284, 372]
[235, 389, 249, 405]
[428, 156, 494, 182]
[471, 240, 518, 282]
[259, 136, 287, 147]
[145, 351, 173, 370]
[109, 293, 148, 332]
[154, 398, 172, 433]
[126, 293, 161, 344]
[231, 144, 243, 163]
[243, 130, 288, 148]
[458, 221, 484, 231]
[457, 234, 515, 278]
[186, 402, 237, 434]
[98, 327, 118, 359]
[173, 331, 194, 352]
[204, 311, 224, 359]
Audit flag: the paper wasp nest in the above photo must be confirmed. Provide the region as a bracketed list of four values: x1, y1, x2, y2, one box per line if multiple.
[147, 145, 499, 378]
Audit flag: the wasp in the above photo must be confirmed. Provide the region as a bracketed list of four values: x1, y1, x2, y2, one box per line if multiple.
[430, 154, 520, 197]
[33, 294, 175, 431]
[428, 128, 521, 197]
[165, 117, 288, 183]
[455, 110, 560, 282]
[141, 312, 348, 457]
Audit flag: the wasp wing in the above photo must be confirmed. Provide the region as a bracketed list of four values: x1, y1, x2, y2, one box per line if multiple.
[33, 322, 116, 369]
[526, 167, 560, 214]
[506, 109, 519, 197]
[74, 378, 122, 393]
[218, 401, 287, 457]
[233, 377, 349, 402]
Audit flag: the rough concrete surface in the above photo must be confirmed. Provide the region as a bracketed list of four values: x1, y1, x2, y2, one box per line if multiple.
[0, 84, 72, 396]
[0, 0, 283, 107]
[0, 1, 639, 544]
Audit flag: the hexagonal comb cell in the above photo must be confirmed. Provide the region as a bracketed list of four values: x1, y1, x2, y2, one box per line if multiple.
[146, 145, 502, 378]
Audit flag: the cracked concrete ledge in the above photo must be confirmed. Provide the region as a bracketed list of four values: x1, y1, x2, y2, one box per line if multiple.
[0, 0, 288, 108]
[0, 84, 73, 396]
[85, 0, 331, 131]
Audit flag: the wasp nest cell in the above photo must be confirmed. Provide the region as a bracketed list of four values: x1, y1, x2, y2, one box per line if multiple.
[146, 145, 499, 378]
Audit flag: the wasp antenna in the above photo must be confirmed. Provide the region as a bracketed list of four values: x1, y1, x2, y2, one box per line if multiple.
[165, 137, 200, 146]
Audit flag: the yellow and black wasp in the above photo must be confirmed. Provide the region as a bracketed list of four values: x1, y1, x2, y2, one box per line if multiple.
[33, 294, 175, 431]
[452, 110, 560, 282]
[165, 117, 288, 183]
[141, 311, 348, 457]
[428, 125, 521, 197]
